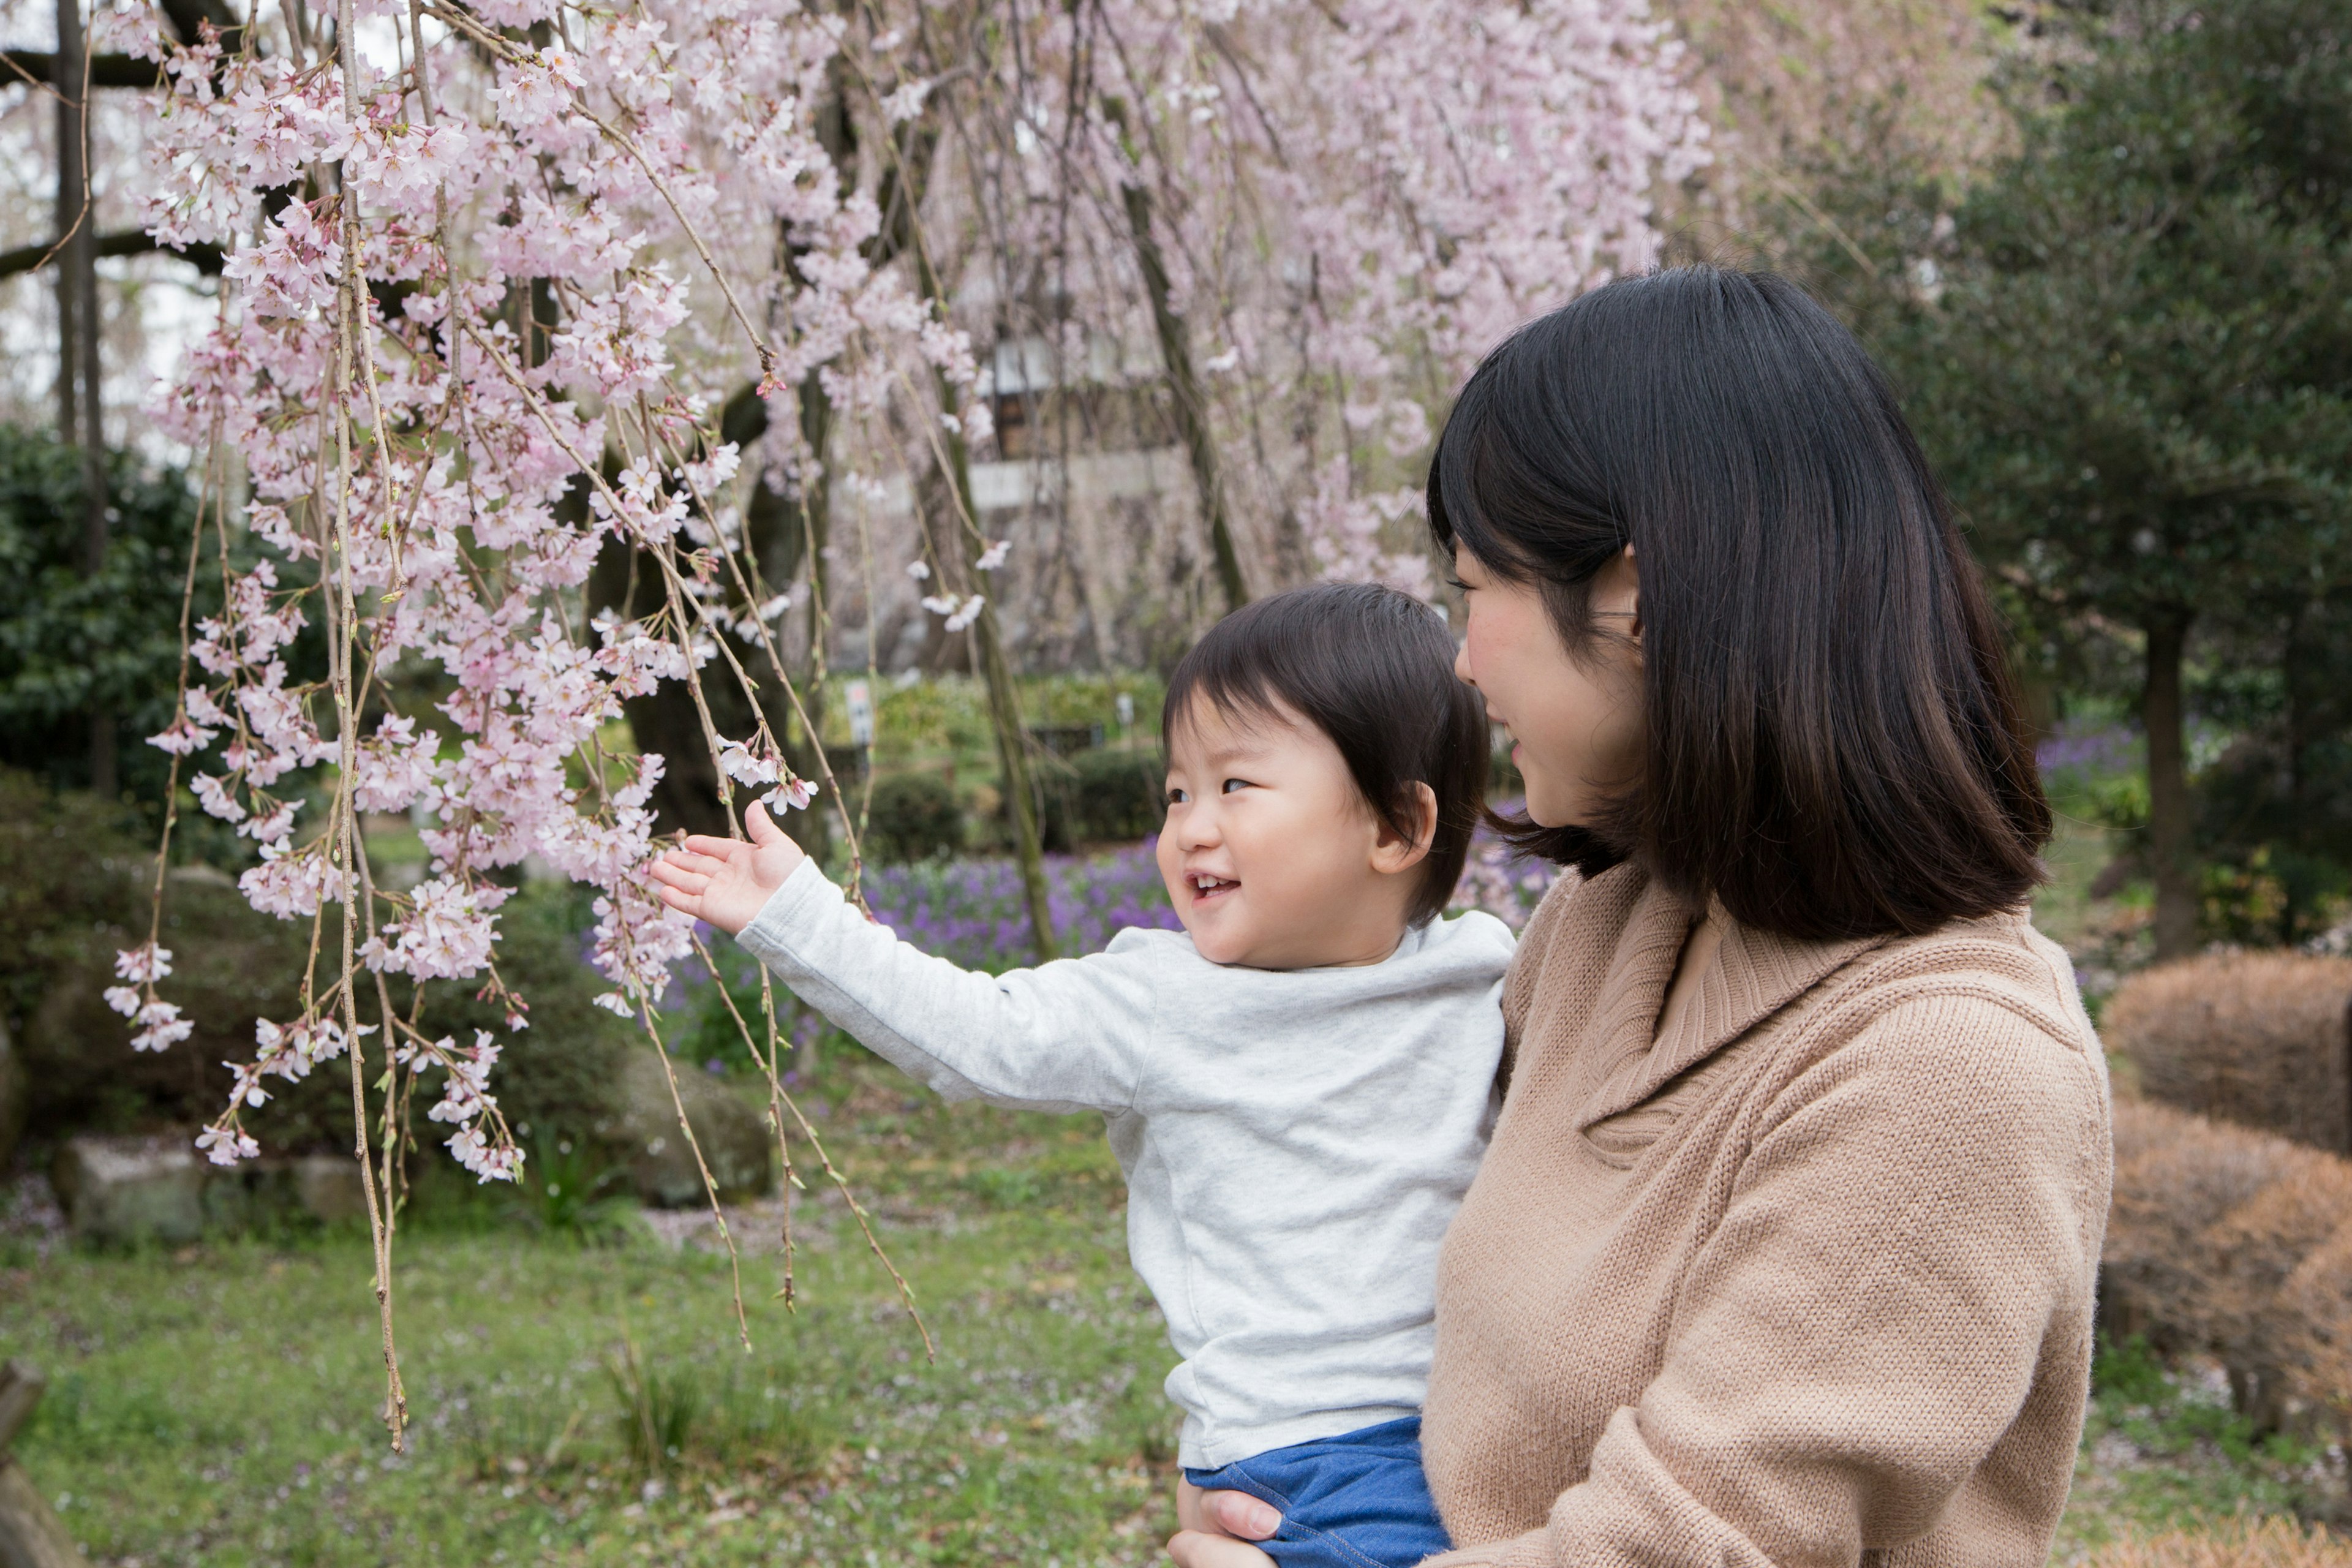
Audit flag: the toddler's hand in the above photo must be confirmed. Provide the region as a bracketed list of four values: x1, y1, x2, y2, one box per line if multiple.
[648, 799, 808, 935]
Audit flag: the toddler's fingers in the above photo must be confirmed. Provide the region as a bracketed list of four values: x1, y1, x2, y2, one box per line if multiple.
[678, 833, 744, 858]
[650, 882, 698, 914]
[647, 860, 710, 894]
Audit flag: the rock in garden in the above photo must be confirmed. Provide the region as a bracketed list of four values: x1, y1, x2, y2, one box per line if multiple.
[48, 1136, 367, 1241]
[51, 1135, 207, 1244]
[293, 1154, 369, 1224]
[612, 1052, 775, 1208]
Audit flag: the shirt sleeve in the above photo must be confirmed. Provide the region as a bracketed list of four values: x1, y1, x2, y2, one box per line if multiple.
[1427, 990, 2111, 1568]
[733, 860, 1159, 1115]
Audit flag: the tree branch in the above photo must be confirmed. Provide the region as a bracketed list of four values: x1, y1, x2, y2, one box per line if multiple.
[0, 230, 224, 280]
[1, 48, 162, 87]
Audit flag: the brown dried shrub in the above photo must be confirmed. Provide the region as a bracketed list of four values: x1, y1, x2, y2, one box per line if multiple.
[2275, 1231, 2352, 1438]
[2106, 953, 2352, 1153]
[2106, 1100, 2352, 1437]
[2081, 1518, 2352, 1568]
[2105, 1100, 2313, 1353]
[2201, 1157, 2352, 1429]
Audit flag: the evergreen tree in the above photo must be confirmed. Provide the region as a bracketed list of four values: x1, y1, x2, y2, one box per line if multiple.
[1809, 1, 2352, 957]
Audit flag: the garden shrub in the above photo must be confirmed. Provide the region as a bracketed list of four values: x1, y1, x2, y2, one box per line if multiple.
[2105, 953, 2352, 1153]
[2082, 1517, 2352, 1567]
[2106, 1099, 2352, 1438]
[2103, 1100, 2307, 1355]
[1035, 746, 1164, 850]
[2201, 1157, 2352, 1430]
[4, 767, 638, 1165]
[862, 771, 963, 864]
[2276, 1230, 2352, 1441]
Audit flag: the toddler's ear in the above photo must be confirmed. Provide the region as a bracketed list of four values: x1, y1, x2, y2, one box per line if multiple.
[1371, 782, 1439, 873]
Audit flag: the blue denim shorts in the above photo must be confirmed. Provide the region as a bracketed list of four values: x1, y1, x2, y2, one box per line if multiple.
[1184, 1415, 1452, 1568]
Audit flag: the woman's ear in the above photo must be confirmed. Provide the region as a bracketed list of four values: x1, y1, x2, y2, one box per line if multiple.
[1371, 783, 1440, 876]
[1600, 543, 1643, 644]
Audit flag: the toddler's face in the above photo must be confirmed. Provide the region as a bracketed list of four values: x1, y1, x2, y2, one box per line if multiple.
[1155, 697, 1422, 970]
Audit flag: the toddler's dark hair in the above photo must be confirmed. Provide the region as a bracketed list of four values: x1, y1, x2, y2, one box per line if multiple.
[1161, 582, 1488, 926]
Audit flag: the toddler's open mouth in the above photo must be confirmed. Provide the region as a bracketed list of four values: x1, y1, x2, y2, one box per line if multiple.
[1189, 872, 1239, 903]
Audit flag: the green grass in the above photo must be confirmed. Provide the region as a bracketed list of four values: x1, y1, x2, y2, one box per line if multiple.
[4, 1069, 1183, 1567]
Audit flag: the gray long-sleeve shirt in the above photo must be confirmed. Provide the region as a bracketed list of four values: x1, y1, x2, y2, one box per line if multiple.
[737, 859, 1515, 1467]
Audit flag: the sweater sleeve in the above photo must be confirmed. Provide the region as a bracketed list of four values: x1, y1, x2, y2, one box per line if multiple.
[733, 860, 1158, 1115]
[1427, 991, 2109, 1568]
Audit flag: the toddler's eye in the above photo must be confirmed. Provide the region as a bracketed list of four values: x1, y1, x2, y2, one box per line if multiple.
[1221, 778, 1251, 794]
[1166, 787, 1189, 805]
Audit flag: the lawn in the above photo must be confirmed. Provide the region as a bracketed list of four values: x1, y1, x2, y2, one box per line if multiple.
[4, 1072, 1186, 1567]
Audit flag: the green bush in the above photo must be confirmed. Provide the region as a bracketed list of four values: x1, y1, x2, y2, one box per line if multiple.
[4, 767, 638, 1164]
[1036, 747, 1164, 850]
[4, 767, 336, 1150]
[862, 771, 964, 864]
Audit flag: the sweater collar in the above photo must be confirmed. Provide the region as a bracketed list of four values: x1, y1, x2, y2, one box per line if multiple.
[1577, 867, 1886, 1128]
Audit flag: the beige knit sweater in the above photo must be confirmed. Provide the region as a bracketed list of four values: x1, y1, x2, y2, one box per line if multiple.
[1421, 865, 2111, 1568]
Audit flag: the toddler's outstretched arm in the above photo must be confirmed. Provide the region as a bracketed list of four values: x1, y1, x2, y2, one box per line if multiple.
[649, 799, 807, 935]
[650, 797, 1157, 1115]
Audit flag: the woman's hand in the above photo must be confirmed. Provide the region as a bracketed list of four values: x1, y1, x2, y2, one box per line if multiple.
[647, 799, 807, 935]
[1167, 1480, 1281, 1568]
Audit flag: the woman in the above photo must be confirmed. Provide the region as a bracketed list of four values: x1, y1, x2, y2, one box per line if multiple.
[1172, 266, 2110, 1567]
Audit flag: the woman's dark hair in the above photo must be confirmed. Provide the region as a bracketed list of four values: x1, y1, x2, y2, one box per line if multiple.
[1162, 582, 1488, 926]
[1428, 265, 2049, 941]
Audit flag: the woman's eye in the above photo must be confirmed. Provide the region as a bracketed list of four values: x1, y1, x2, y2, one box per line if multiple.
[1221, 778, 1251, 794]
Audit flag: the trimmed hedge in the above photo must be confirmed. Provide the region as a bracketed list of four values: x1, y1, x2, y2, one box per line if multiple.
[2084, 1519, 2352, 1567]
[862, 771, 965, 864]
[2105, 952, 2352, 1153]
[2106, 1098, 2352, 1436]
[1036, 747, 1164, 850]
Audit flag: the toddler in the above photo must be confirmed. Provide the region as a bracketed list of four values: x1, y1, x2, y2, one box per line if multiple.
[652, 582, 1513, 1568]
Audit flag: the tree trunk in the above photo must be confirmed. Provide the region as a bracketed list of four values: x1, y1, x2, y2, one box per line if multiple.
[0, 1361, 93, 1568]
[56, 0, 115, 799]
[912, 255, 1056, 963]
[2143, 608, 2198, 961]
[2282, 597, 2313, 944]
[0, 1461, 89, 1568]
[1100, 97, 1247, 614]
[785, 369, 835, 870]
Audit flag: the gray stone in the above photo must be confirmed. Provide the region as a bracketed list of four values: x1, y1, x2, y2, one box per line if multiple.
[294, 1155, 370, 1224]
[49, 1137, 374, 1242]
[51, 1136, 207, 1244]
[616, 1053, 775, 1208]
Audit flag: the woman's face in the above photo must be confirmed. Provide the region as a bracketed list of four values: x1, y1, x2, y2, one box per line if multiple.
[1451, 546, 1645, 829]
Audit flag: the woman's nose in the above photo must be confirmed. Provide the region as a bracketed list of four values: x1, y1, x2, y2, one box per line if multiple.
[1453, 639, 1476, 685]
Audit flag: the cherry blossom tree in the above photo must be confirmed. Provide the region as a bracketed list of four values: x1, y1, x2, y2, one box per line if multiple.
[74, 0, 1702, 1446]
